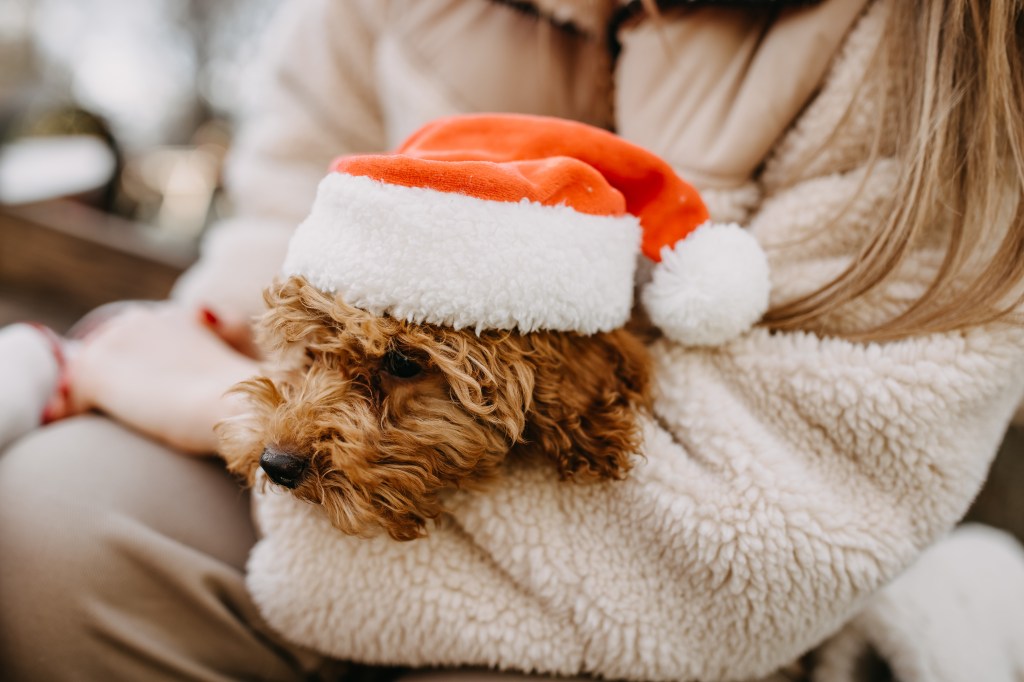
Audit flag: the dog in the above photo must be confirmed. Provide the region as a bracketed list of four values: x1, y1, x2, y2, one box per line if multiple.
[216, 113, 769, 542]
[218, 275, 653, 541]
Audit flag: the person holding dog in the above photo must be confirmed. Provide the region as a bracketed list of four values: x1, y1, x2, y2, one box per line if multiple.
[3, 0, 1024, 680]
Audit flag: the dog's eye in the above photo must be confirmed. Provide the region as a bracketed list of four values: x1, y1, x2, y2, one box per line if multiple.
[381, 350, 422, 379]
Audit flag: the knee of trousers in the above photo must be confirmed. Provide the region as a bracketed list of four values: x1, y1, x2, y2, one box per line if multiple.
[0, 419, 141, 672]
[0, 416, 261, 679]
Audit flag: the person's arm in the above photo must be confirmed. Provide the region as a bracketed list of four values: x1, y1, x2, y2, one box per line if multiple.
[171, 0, 388, 326]
[65, 305, 257, 453]
[54, 0, 388, 448]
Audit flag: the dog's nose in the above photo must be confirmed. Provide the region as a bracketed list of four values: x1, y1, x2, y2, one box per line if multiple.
[260, 447, 309, 489]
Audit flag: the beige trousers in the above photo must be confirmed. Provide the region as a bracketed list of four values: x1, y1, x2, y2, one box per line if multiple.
[0, 416, 341, 681]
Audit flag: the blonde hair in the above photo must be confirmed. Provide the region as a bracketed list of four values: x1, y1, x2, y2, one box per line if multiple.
[764, 0, 1024, 340]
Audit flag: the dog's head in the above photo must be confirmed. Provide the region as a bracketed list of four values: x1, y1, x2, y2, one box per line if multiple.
[219, 276, 651, 540]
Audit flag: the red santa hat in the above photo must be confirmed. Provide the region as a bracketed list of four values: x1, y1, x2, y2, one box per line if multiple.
[283, 114, 769, 345]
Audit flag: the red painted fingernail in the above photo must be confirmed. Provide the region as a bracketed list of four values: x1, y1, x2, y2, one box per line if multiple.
[59, 377, 70, 400]
[201, 308, 220, 327]
[41, 405, 54, 425]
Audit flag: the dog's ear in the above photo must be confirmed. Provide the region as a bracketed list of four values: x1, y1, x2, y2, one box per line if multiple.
[520, 329, 652, 481]
[258, 277, 341, 353]
[259, 276, 393, 358]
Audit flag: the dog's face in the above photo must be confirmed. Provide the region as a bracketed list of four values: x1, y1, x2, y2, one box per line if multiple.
[219, 276, 651, 541]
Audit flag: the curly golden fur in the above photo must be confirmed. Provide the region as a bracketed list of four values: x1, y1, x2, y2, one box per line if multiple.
[218, 276, 652, 541]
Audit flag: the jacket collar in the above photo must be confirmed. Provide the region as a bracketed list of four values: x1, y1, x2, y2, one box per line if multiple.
[508, 0, 825, 36]
[495, 0, 616, 35]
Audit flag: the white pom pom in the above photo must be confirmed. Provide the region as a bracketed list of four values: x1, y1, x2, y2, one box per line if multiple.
[642, 222, 770, 346]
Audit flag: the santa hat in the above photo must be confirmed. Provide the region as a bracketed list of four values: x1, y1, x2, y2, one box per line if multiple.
[283, 114, 769, 346]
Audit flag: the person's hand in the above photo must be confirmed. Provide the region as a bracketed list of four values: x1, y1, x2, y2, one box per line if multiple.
[59, 303, 259, 453]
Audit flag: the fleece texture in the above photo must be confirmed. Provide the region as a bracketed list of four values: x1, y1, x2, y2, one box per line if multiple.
[643, 222, 770, 346]
[0, 325, 61, 452]
[283, 172, 641, 334]
[182, 0, 1024, 679]
[814, 525, 1024, 682]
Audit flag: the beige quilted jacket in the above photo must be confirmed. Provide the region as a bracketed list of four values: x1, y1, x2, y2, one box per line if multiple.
[174, 1, 1024, 680]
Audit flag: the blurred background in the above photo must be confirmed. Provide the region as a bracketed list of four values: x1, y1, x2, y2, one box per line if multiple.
[0, 0, 281, 330]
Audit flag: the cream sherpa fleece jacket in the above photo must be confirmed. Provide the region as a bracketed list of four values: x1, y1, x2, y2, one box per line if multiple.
[249, 321, 1024, 680]
[170, 0, 1024, 679]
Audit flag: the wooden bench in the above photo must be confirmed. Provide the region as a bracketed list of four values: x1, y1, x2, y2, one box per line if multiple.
[0, 200, 196, 331]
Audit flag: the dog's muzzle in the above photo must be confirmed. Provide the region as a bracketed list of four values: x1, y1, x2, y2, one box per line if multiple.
[260, 447, 309, 489]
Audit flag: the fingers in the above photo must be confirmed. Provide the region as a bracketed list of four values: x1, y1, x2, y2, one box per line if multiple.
[45, 302, 255, 430]
[197, 306, 259, 358]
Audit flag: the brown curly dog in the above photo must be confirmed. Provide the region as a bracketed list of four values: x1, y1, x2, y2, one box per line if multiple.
[218, 276, 652, 541]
